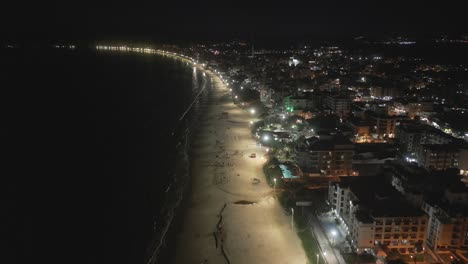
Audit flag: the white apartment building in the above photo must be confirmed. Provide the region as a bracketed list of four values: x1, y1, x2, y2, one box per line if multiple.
[329, 177, 428, 255]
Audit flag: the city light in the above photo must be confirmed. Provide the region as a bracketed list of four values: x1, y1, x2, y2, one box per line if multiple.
[331, 230, 337, 245]
[92, 40, 467, 263]
[274, 177, 277, 194]
[291, 208, 294, 230]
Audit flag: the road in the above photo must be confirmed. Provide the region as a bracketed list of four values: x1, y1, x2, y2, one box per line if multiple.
[307, 212, 347, 264]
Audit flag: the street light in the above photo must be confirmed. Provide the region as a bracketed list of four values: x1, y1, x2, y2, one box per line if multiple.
[250, 108, 256, 114]
[291, 208, 294, 230]
[273, 178, 277, 194]
[331, 230, 337, 246]
[262, 135, 270, 142]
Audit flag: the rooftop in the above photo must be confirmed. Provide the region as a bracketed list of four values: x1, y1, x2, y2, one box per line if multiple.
[338, 176, 425, 222]
[303, 134, 354, 151]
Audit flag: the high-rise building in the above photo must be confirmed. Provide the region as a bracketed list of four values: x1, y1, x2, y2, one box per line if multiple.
[324, 94, 351, 118]
[417, 144, 459, 170]
[295, 135, 354, 177]
[422, 186, 468, 250]
[396, 123, 456, 155]
[366, 112, 400, 138]
[329, 177, 428, 255]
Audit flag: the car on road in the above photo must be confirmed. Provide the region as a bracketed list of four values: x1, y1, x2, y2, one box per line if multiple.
[249, 153, 256, 158]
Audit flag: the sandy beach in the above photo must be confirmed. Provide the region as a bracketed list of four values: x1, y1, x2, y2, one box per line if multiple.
[172, 68, 307, 264]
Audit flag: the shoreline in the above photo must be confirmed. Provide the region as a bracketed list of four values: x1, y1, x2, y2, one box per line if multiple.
[145, 52, 213, 264]
[171, 64, 307, 263]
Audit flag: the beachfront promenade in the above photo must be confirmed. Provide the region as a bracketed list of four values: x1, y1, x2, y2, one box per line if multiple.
[172, 68, 307, 263]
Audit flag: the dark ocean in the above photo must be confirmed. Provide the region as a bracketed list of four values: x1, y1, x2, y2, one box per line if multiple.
[1, 46, 210, 264]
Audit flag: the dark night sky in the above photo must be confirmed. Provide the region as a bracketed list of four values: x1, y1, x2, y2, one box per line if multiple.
[1, 1, 466, 41]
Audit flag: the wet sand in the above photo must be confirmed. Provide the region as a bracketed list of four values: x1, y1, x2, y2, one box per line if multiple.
[172, 68, 307, 264]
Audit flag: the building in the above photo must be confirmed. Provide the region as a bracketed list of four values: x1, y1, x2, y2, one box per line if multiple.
[417, 144, 459, 170]
[396, 123, 456, 155]
[383, 160, 429, 195]
[295, 135, 355, 177]
[366, 112, 399, 138]
[348, 118, 371, 143]
[370, 86, 402, 99]
[289, 96, 315, 110]
[393, 100, 434, 119]
[396, 124, 425, 154]
[426, 208, 468, 250]
[384, 160, 468, 251]
[353, 154, 395, 176]
[422, 185, 468, 250]
[459, 146, 468, 184]
[324, 94, 351, 118]
[328, 177, 428, 255]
